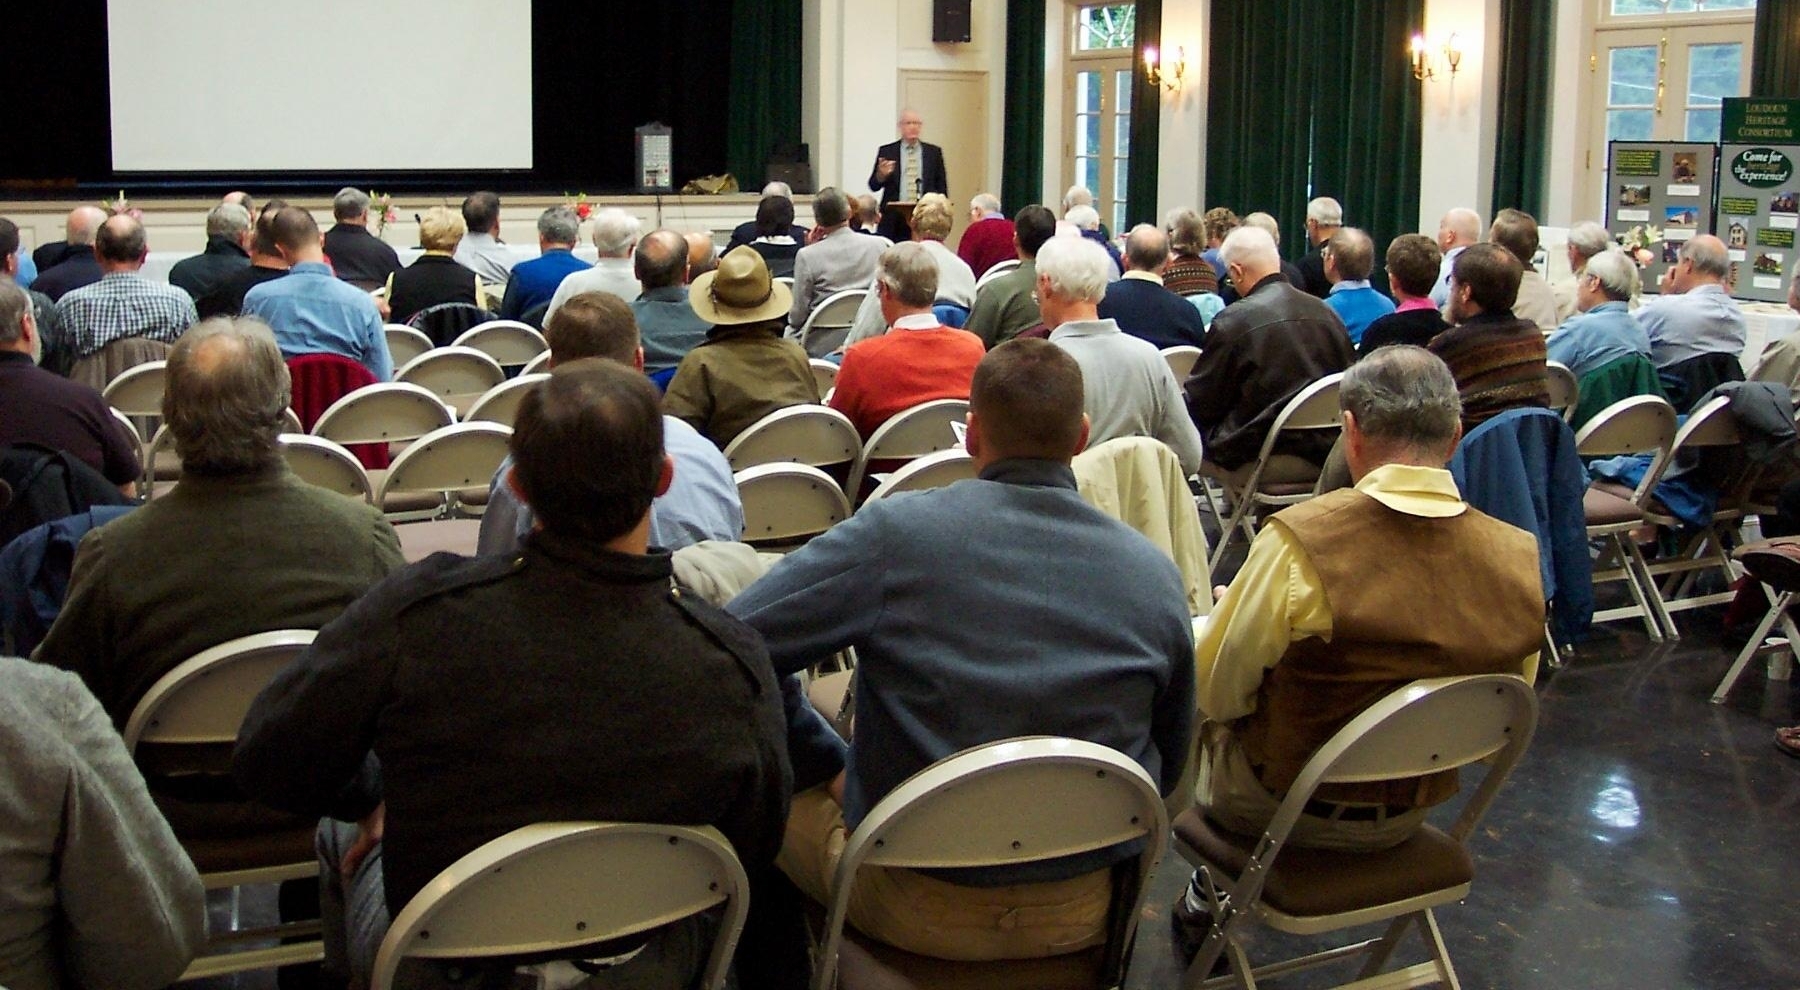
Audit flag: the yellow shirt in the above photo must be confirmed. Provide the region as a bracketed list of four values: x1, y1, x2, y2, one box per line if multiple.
[1193, 463, 1538, 722]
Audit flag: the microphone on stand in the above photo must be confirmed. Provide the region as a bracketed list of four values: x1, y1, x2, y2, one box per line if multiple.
[913, 176, 922, 199]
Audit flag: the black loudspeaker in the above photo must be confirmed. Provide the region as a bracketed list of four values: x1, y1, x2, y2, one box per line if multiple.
[933, 0, 971, 43]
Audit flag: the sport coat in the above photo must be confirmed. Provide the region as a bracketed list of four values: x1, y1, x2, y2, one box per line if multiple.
[868, 140, 948, 241]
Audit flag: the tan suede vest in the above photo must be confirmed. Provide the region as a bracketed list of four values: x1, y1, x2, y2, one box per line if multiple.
[1237, 487, 1543, 808]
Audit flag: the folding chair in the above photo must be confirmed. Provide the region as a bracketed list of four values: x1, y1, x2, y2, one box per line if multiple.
[862, 448, 977, 505]
[398, 346, 507, 417]
[797, 288, 868, 358]
[1712, 539, 1800, 702]
[813, 737, 1167, 990]
[1162, 345, 1203, 383]
[122, 630, 325, 981]
[144, 424, 182, 498]
[280, 434, 375, 503]
[313, 383, 457, 519]
[975, 258, 1021, 291]
[377, 422, 513, 521]
[281, 407, 304, 434]
[453, 320, 548, 372]
[811, 357, 840, 397]
[108, 406, 142, 473]
[463, 373, 549, 428]
[1544, 360, 1580, 422]
[384, 324, 434, 369]
[371, 823, 749, 990]
[735, 463, 851, 550]
[521, 351, 551, 375]
[1176, 674, 1538, 990]
[103, 359, 168, 485]
[1576, 395, 1679, 640]
[722, 404, 862, 473]
[1201, 374, 1344, 579]
[846, 398, 968, 498]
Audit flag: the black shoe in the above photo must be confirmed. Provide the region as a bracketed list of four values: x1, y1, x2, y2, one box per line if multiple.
[1171, 890, 1233, 976]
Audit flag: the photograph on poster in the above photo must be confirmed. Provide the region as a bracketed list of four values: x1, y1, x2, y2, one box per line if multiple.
[1673, 153, 1698, 183]
[1776, 191, 1799, 215]
[1665, 206, 1699, 228]
[1664, 241, 1683, 264]
[1619, 184, 1653, 207]
[1729, 221, 1750, 248]
[1754, 251, 1785, 276]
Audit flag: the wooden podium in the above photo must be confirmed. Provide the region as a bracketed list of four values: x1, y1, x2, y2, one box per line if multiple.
[879, 200, 916, 240]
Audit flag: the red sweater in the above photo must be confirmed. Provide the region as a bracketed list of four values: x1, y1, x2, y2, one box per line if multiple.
[956, 216, 1018, 279]
[829, 326, 986, 438]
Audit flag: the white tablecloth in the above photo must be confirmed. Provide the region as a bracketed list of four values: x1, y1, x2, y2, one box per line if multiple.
[139, 244, 600, 285]
[1741, 304, 1800, 374]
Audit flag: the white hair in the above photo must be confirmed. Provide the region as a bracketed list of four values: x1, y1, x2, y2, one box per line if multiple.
[1219, 225, 1280, 271]
[761, 181, 793, 200]
[1568, 221, 1612, 262]
[1034, 235, 1112, 304]
[1584, 248, 1640, 301]
[1306, 197, 1343, 226]
[590, 208, 643, 257]
[1066, 204, 1101, 231]
[1062, 185, 1095, 213]
[1441, 208, 1483, 244]
[971, 192, 1002, 214]
[206, 203, 252, 238]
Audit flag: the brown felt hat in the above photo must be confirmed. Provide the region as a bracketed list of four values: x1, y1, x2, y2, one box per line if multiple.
[689, 246, 793, 325]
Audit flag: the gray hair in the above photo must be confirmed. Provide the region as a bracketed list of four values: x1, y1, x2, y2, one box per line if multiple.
[1568, 221, 1612, 263]
[0, 280, 28, 345]
[1062, 185, 1095, 213]
[814, 187, 851, 228]
[332, 187, 371, 222]
[1441, 207, 1483, 244]
[1034, 235, 1111, 303]
[1219, 225, 1280, 271]
[971, 192, 1002, 214]
[761, 181, 793, 200]
[1124, 223, 1169, 272]
[876, 241, 939, 307]
[1165, 208, 1205, 254]
[538, 206, 581, 245]
[590, 208, 642, 257]
[163, 317, 292, 476]
[1307, 197, 1343, 226]
[1340, 345, 1462, 453]
[1242, 211, 1281, 243]
[206, 203, 252, 239]
[1585, 249, 1640, 301]
[1681, 236, 1730, 278]
[1066, 204, 1100, 231]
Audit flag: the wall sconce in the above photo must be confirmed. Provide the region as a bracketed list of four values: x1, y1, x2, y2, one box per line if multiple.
[1144, 45, 1186, 94]
[1410, 32, 1463, 82]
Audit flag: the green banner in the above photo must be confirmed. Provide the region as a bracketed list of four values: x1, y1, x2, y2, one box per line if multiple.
[1724, 98, 1800, 144]
[1614, 148, 1662, 176]
[1722, 196, 1759, 216]
[1757, 227, 1796, 249]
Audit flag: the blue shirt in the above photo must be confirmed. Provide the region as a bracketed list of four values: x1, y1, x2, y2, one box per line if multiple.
[499, 248, 591, 319]
[1326, 281, 1397, 345]
[1546, 301, 1651, 379]
[476, 415, 743, 556]
[14, 250, 36, 289]
[243, 261, 390, 381]
[1633, 283, 1747, 369]
[630, 286, 714, 374]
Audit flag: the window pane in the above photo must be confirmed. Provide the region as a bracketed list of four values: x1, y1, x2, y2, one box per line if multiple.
[1077, 157, 1099, 193]
[1609, 47, 1658, 107]
[1686, 108, 1722, 142]
[1699, 0, 1754, 9]
[1609, 108, 1656, 141]
[1079, 114, 1101, 156]
[1116, 114, 1131, 156]
[1687, 42, 1742, 107]
[1077, 71, 1102, 114]
[1075, 4, 1135, 52]
[1611, 0, 1665, 12]
[1114, 203, 1128, 236]
[1114, 158, 1130, 205]
[1116, 69, 1132, 109]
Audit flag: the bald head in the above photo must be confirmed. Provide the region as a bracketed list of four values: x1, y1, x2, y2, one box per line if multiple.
[95, 216, 148, 270]
[66, 206, 107, 246]
[1325, 227, 1376, 283]
[633, 228, 689, 290]
[1219, 226, 1282, 288]
[1673, 234, 1731, 291]
[685, 232, 718, 280]
[164, 317, 290, 476]
[1124, 224, 1170, 273]
[1439, 208, 1482, 250]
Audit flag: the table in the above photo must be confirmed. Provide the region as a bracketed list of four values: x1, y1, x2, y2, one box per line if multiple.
[1741, 303, 1800, 374]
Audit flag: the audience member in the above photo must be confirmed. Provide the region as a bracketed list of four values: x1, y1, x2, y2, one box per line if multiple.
[0, 282, 139, 494]
[1229, 212, 1308, 302]
[32, 205, 107, 276]
[196, 200, 294, 320]
[869, 109, 948, 241]
[685, 231, 720, 279]
[852, 194, 882, 235]
[830, 242, 984, 438]
[1097, 223, 1207, 350]
[384, 206, 490, 324]
[844, 193, 976, 345]
[1359, 233, 1448, 357]
[1066, 204, 1123, 278]
[55, 216, 197, 362]
[726, 181, 808, 251]
[730, 337, 1193, 962]
[222, 190, 255, 215]
[1634, 234, 1746, 369]
[1294, 196, 1343, 297]
[1044, 237, 1205, 473]
[452, 190, 514, 289]
[1200, 206, 1240, 281]
[234, 359, 790, 990]
[629, 229, 715, 383]
[1429, 242, 1550, 431]
[169, 202, 252, 301]
[1162, 208, 1221, 297]
[1322, 226, 1396, 346]
[479, 290, 742, 555]
[546, 207, 642, 320]
[789, 187, 889, 331]
[1490, 208, 1559, 331]
[1186, 226, 1354, 476]
[243, 207, 392, 381]
[321, 188, 402, 291]
[964, 205, 1058, 348]
[1430, 207, 1483, 307]
[1556, 220, 1615, 320]
[745, 195, 803, 279]
[666, 247, 820, 447]
[1175, 345, 1541, 949]
[0, 218, 67, 372]
[1546, 249, 1650, 379]
[499, 206, 590, 320]
[1748, 258, 1800, 390]
[1062, 184, 1112, 239]
[957, 192, 1017, 278]
[0, 657, 206, 990]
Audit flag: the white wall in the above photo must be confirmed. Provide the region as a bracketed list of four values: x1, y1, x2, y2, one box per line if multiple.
[1155, 2, 1209, 217]
[1417, 0, 1502, 235]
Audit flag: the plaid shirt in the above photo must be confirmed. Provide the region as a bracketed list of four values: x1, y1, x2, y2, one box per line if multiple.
[55, 271, 198, 358]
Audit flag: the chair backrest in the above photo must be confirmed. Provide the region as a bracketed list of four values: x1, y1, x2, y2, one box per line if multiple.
[370, 823, 748, 990]
[722, 404, 862, 472]
[453, 320, 549, 368]
[735, 463, 852, 546]
[145, 425, 180, 497]
[108, 406, 142, 453]
[384, 325, 434, 368]
[1161, 345, 1202, 382]
[397, 346, 507, 410]
[407, 302, 495, 347]
[815, 737, 1167, 990]
[1636, 394, 1754, 508]
[69, 336, 169, 392]
[1573, 394, 1678, 458]
[313, 383, 456, 446]
[846, 398, 969, 496]
[102, 360, 168, 417]
[1249, 373, 1344, 469]
[463, 373, 549, 428]
[122, 630, 317, 752]
[1545, 360, 1580, 419]
[862, 448, 977, 505]
[280, 434, 375, 503]
[377, 422, 513, 503]
[809, 358, 839, 397]
[800, 289, 869, 357]
[520, 350, 551, 375]
[975, 258, 1021, 290]
[281, 407, 304, 434]
[773, 275, 796, 289]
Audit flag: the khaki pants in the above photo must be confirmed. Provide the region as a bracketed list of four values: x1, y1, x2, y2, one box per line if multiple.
[777, 788, 1113, 961]
[1195, 723, 1426, 852]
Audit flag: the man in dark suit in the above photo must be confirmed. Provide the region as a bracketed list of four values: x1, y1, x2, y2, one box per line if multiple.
[867, 110, 948, 242]
[1097, 224, 1206, 350]
[321, 187, 402, 291]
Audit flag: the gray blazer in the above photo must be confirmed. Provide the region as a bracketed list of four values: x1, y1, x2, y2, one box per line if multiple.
[789, 228, 892, 329]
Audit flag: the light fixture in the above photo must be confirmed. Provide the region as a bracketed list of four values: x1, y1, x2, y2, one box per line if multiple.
[1410, 32, 1463, 83]
[1144, 45, 1186, 94]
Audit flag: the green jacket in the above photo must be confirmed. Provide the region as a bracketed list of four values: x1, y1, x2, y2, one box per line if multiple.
[1571, 353, 1667, 431]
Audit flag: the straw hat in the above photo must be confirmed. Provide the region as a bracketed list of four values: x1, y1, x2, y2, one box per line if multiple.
[689, 246, 793, 325]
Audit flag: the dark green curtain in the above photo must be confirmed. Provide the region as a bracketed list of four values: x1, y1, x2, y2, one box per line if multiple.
[1124, 0, 1164, 227]
[1205, 0, 1422, 265]
[1490, 0, 1553, 217]
[1001, 0, 1048, 214]
[725, 0, 803, 186]
[1753, 0, 1800, 97]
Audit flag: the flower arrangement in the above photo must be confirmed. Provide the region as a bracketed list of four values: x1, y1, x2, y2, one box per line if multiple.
[1615, 224, 1662, 269]
[101, 190, 143, 220]
[367, 191, 399, 236]
[563, 191, 592, 221]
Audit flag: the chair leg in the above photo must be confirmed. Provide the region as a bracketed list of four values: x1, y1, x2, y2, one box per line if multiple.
[1542, 624, 1565, 671]
[1353, 913, 1418, 980]
[1713, 591, 1793, 704]
[1419, 909, 1463, 990]
[1622, 535, 1678, 640]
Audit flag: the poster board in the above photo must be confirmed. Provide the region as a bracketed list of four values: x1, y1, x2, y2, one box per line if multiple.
[1607, 141, 1718, 295]
[1715, 144, 1799, 303]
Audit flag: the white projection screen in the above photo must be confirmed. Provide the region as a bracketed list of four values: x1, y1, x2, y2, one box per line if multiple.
[107, 0, 533, 172]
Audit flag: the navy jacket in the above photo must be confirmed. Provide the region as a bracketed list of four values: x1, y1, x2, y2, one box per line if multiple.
[1097, 276, 1207, 350]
